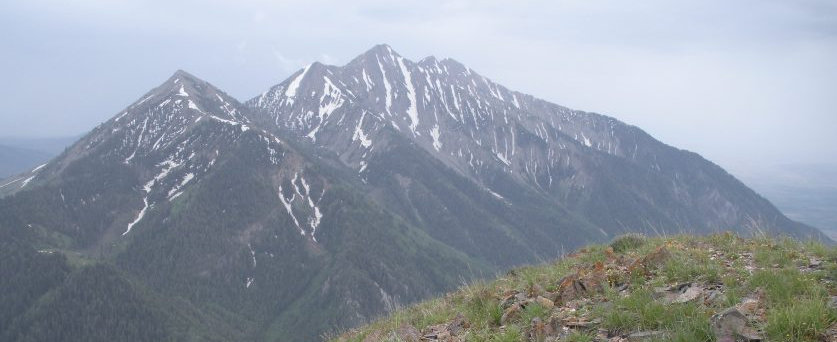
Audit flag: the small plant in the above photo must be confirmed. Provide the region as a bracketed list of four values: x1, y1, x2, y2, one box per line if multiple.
[463, 286, 502, 328]
[493, 325, 521, 342]
[610, 234, 646, 253]
[520, 302, 548, 325]
[563, 330, 595, 342]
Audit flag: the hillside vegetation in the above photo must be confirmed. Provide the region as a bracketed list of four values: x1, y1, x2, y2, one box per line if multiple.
[334, 233, 837, 342]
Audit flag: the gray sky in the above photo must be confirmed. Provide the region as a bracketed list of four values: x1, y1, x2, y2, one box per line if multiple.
[1, 0, 836, 174]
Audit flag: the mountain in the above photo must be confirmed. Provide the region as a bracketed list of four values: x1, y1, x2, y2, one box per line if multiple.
[0, 45, 829, 341]
[247, 44, 825, 242]
[0, 70, 486, 341]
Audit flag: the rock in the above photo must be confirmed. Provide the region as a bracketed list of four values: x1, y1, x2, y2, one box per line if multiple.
[422, 323, 448, 340]
[562, 316, 600, 329]
[824, 322, 837, 342]
[626, 330, 664, 341]
[529, 317, 553, 341]
[501, 291, 527, 310]
[395, 325, 421, 342]
[674, 284, 704, 303]
[810, 258, 823, 268]
[501, 303, 522, 325]
[447, 313, 468, 336]
[527, 284, 546, 298]
[654, 282, 704, 304]
[736, 290, 766, 320]
[735, 326, 764, 342]
[361, 330, 384, 342]
[536, 296, 555, 310]
[629, 246, 671, 274]
[704, 289, 724, 305]
[614, 283, 630, 292]
[711, 308, 762, 342]
[555, 270, 605, 303]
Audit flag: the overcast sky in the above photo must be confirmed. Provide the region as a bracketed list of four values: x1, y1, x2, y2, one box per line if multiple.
[1, 0, 835, 174]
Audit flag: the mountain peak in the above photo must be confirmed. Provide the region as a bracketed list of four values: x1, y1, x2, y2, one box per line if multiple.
[164, 69, 209, 89]
[356, 43, 402, 64]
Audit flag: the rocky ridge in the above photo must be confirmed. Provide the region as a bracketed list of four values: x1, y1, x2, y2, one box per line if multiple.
[335, 233, 837, 342]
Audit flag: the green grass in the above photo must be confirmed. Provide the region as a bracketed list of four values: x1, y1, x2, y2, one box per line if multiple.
[462, 284, 503, 328]
[766, 297, 836, 342]
[749, 268, 826, 306]
[660, 250, 722, 284]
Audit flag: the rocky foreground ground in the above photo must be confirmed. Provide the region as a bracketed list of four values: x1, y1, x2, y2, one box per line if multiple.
[333, 233, 837, 342]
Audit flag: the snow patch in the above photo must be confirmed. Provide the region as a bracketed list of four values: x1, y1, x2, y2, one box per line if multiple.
[430, 125, 442, 151]
[248, 243, 257, 267]
[352, 111, 372, 148]
[19, 175, 36, 188]
[487, 188, 504, 199]
[285, 64, 311, 98]
[167, 173, 195, 200]
[377, 57, 392, 114]
[581, 132, 592, 147]
[177, 85, 188, 97]
[124, 117, 149, 164]
[278, 186, 304, 236]
[496, 153, 511, 166]
[31, 163, 47, 172]
[0, 178, 23, 189]
[397, 57, 419, 133]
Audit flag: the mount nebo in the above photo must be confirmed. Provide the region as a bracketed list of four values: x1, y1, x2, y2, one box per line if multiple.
[0, 45, 827, 341]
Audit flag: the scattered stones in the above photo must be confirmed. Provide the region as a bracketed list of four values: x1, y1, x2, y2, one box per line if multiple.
[342, 238, 835, 342]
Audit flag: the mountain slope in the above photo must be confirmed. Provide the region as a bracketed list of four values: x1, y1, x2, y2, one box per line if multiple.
[0, 44, 829, 341]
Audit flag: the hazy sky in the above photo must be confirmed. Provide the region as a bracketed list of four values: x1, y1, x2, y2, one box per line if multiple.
[1, 0, 835, 173]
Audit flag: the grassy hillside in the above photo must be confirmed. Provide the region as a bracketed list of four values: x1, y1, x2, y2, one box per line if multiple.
[333, 233, 837, 342]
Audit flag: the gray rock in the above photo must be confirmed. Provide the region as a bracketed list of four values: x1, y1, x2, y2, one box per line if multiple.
[711, 308, 762, 342]
[626, 330, 665, 341]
